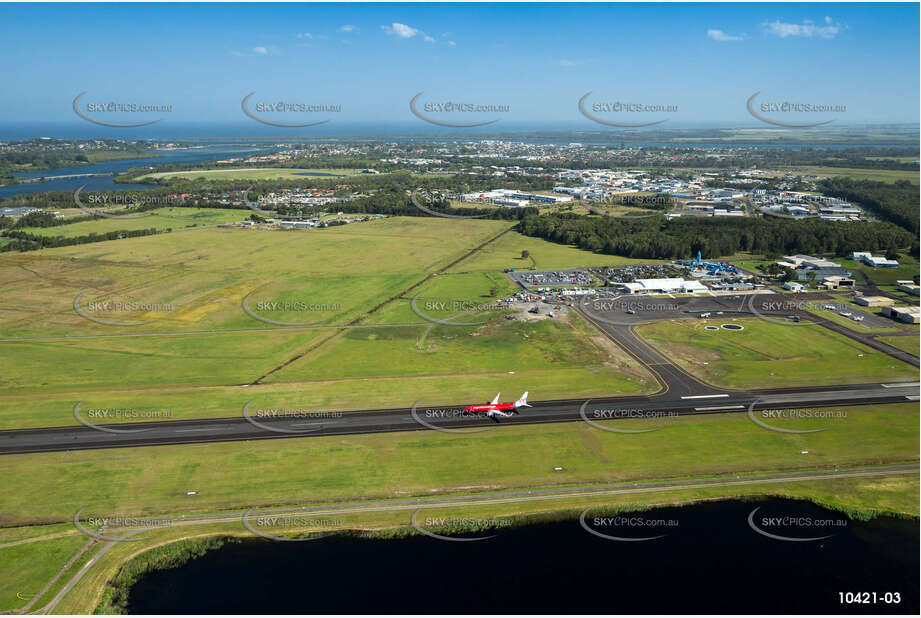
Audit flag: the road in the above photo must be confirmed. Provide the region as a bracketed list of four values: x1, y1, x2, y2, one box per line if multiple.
[575, 292, 920, 368]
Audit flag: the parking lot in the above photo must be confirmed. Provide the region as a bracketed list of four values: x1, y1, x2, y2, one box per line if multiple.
[588, 264, 682, 284]
[506, 268, 596, 288]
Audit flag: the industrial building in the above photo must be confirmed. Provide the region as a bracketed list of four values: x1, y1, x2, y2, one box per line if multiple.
[458, 189, 573, 207]
[819, 276, 855, 290]
[855, 296, 896, 307]
[778, 255, 851, 281]
[850, 252, 900, 268]
[882, 305, 921, 324]
[616, 278, 708, 295]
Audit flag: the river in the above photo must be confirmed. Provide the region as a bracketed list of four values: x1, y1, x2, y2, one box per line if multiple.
[0, 144, 277, 199]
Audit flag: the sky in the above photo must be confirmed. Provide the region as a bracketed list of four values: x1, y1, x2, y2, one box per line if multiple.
[0, 2, 918, 134]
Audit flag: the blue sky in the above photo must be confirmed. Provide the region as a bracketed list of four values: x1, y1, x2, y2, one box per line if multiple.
[0, 2, 918, 129]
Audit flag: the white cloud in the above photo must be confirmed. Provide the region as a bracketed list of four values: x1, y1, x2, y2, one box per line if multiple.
[296, 32, 312, 39]
[381, 22, 438, 43]
[447, 40, 456, 47]
[762, 18, 842, 39]
[338, 24, 356, 33]
[707, 29, 744, 41]
[382, 22, 419, 38]
[252, 46, 268, 55]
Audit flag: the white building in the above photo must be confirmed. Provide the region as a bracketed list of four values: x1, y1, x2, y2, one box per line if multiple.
[617, 278, 708, 294]
[850, 251, 899, 268]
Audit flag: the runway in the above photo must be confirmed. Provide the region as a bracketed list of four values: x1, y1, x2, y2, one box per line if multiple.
[1, 380, 916, 455]
[1, 292, 916, 456]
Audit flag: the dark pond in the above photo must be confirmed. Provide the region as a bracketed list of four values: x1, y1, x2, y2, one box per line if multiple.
[125, 498, 918, 614]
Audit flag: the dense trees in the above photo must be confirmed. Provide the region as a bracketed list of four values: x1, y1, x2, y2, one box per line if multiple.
[818, 177, 919, 235]
[518, 214, 915, 260]
[1, 227, 163, 252]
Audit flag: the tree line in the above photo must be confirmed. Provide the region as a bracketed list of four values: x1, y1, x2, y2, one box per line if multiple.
[818, 177, 919, 235]
[1, 227, 164, 252]
[518, 213, 916, 260]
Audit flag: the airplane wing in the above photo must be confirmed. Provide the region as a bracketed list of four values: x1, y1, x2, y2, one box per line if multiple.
[490, 393, 500, 405]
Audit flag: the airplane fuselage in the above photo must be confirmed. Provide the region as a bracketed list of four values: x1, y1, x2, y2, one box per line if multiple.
[463, 402, 517, 414]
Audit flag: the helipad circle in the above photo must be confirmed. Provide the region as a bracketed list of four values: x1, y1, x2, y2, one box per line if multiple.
[721, 323, 744, 331]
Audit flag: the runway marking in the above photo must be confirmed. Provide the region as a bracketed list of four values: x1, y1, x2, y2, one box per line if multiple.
[681, 394, 729, 400]
[695, 405, 745, 411]
[882, 382, 920, 388]
[175, 428, 213, 433]
[906, 396, 920, 401]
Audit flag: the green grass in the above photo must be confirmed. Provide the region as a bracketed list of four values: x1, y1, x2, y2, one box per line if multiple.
[137, 167, 364, 181]
[0, 217, 662, 430]
[775, 166, 919, 184]
[735, 259, 773, 274]
[838, 254, 920, 286]
[637, 318, 918, 389]
[876, 285, 920, 305]
[865, 156, 919, 164]
[0, 310, 654, 430]
[29, 470, 914, 614]
[0, 217, 512, 339]
[0, 403, 915, 526]
[18, 207, 250, 238]
[265, 308, 653, 398]
[878, 335, 919, 356]
[0, 533, 88, 611]
[82, 150, 161, 164]
[449, 230, 661, 272]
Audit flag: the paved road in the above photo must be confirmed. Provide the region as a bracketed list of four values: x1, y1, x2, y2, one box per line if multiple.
[576, 292, 919, 368]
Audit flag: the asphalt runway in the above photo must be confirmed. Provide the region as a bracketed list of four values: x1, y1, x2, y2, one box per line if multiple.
[1, 380, 916, 455]
[1, 293, 916, 455]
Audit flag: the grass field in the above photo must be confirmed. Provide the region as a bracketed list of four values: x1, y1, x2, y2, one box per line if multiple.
[0, 217, 662, 429]
[838, 254, 920, 286]
[735, 259, 773, 275]
[448, 230, 661, 273]
[263, 308, 653, 397]
[137, 167, 364, 181]
[774, 165, 919, 184]
[878, 335, 920, 356]
[0, 533, 88, 611]
[18, 207, 249, 237]
[5, 469, 915, 613]
[636, 318, 918, 389]
[0, 403, 916, 526]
